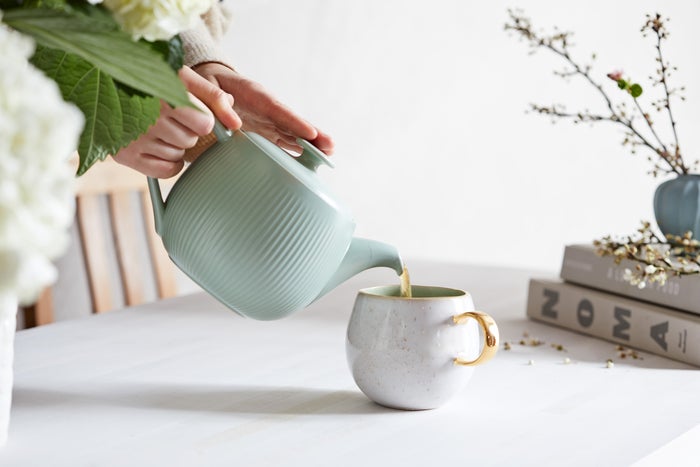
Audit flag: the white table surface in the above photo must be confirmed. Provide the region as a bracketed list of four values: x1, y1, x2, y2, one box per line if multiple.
[3, 261, 699, 466]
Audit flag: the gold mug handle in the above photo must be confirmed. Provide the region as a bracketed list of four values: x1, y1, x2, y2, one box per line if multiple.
[452, 311, 499, 366]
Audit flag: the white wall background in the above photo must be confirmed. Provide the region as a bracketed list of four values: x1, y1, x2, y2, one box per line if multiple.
[28, 0, 700, 328]
[217, 0, 700, 273]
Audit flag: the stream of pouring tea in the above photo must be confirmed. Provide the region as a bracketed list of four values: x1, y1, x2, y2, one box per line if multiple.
[399, 266, 412, 298]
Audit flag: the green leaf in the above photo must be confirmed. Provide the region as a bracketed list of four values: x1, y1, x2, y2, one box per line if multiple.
[630, 83, 643, 98]
[148, 35, 184, 71]
[74, 70, 122, 174]
[167, 36, 185, 71]
[0, 0, 28, 9]
[3, 8, 191, 109]
[1, 0, 69, 9]
[117, 86, 160, 148]
[617, 79, 628, 90]
[32, 48, 121, 173]
[31, 46, 161, 174]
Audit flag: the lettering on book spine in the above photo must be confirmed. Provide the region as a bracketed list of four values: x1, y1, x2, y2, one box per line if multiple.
[605, 266, 681, 296]
[650, 321, 669, 351]
[535, 285, 665, 349]
[542, 288, 558, 319]
[577, 299, 594, 328]
[612, 307, 631, 341]
[530, 280, 700, 364]
[678, 329, 687, 353]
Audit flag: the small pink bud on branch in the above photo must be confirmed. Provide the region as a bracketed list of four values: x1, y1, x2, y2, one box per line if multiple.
[607, 70, 624, 81]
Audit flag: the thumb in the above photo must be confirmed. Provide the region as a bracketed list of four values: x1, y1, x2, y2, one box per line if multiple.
[178, 66, 242, 131]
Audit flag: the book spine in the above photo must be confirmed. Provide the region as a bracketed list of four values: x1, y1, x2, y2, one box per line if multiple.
[560, 245, 700, 315]
[526, 279, 700, 367]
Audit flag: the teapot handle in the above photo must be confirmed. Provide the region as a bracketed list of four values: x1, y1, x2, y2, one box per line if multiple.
[147, 177, 165, 236]
[147, 120, 232, 237]
[213, 120, 232, 142]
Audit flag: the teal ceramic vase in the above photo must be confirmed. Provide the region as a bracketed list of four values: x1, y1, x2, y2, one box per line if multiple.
[147, 124, 403, 321]
[653, 174, 700, 238]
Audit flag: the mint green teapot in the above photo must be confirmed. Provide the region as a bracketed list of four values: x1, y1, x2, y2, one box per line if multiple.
[147, 124, 403, 320]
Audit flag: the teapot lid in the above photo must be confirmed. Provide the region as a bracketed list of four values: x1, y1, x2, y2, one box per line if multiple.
[295, 138, 334, 171]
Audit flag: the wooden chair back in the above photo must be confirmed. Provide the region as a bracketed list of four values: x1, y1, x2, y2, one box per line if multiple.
[23, 158, 178, 327]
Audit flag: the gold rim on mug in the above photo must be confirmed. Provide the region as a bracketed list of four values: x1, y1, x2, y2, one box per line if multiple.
[358, 285, 468, 300]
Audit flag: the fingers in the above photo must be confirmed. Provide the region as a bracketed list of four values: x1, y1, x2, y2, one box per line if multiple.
[179, 66, 242, 131]
[112, 98, 210, 178]
[127, 155, 185, 179]
[158, 99, 211, 147]
[246, 122, 335, 156]
[308, 128, 335, 155]
[113, 139, 185, 179]
[238, 79, 319, 141]
[232, 79, 335, 155]
[112, 66, 244, 178]
[259, 98, 318, 142]
[191, 62, 335, 156]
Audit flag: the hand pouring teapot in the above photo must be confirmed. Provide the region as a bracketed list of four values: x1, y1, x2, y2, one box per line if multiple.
[147, 123, 403, 320]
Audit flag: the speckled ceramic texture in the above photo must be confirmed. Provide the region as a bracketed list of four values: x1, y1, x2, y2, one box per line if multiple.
[346, 285, 480, 410]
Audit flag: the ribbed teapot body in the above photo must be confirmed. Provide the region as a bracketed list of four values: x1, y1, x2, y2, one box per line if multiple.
[161, 131, 354, 320]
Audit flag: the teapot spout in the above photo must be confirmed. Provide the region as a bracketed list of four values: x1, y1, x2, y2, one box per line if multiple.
[317, 237, 404, 299]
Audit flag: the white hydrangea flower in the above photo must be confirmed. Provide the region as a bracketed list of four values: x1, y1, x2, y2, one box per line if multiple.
[0, 22, 84, 304]
[102, 0, 215, 41]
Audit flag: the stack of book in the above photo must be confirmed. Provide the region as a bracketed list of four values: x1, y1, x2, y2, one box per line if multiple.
[526, 244, 700, 366]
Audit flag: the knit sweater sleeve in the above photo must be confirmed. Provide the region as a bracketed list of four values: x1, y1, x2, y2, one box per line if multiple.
[179, 4, 235, 162]
[180, 4, 232, 68]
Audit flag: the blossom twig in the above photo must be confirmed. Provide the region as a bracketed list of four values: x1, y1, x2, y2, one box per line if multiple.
[594, 221, 700, 288]
[644, 14, 682, 160]
[505, 9, 696, 177]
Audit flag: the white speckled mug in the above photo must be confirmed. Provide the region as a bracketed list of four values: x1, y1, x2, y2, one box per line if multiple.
[346, 285, 499, 410]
